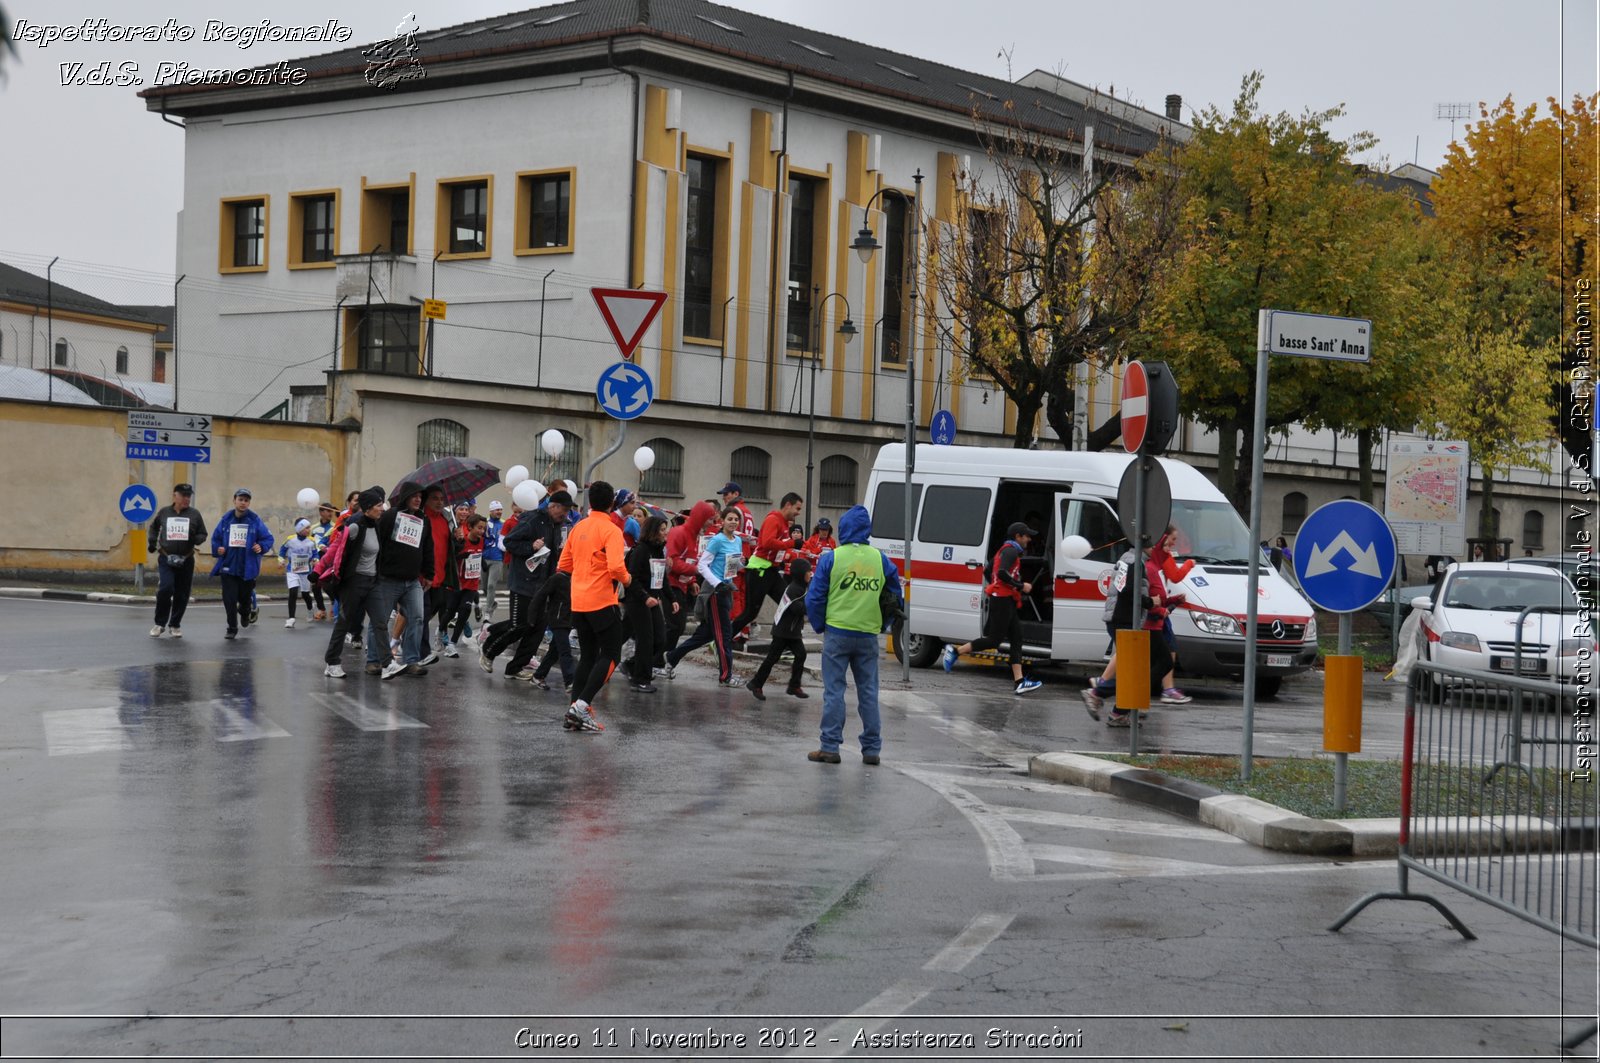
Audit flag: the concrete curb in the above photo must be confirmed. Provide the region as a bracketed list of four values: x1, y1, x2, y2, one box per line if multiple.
[0, 587, 275, 605]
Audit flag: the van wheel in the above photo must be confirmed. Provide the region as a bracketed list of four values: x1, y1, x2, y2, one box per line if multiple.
[1254, 675, 1283, 700]
[894, 631, 943, 669]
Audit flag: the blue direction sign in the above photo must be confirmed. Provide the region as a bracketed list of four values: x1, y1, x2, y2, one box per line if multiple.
[119, 483, 158, 524]
[930, 409, 956, 446]
[126, 443, 212, 464]
[1292, 499, 1398, 613]
[596, 361, 653, 421]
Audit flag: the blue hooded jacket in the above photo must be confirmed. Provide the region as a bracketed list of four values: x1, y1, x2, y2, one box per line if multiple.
[209, 507, 275, 581]
[805, 504, 902, 637]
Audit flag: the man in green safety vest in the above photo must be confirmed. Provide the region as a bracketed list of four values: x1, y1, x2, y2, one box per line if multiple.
[803, 503, 903, 766]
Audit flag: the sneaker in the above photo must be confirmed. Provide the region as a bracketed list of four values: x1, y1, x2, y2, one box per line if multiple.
[1160, 687, 1193, 704]
[285, 618, 296, 629]
[1082, 685, 1103, 721]
[403, 663, 428, 677]
[630, 682, 658, 694]
[381, 660, 405, 680]
[314, 611, 328, 621]
[719, 676, 743, 687]
[563, 683, 575, 695]
[479, 647, 494, 673]
[662, 663, 676, 680]
[323, 663, 346, 678]
[564, 702, 604, 732]
[806, 749, 841, 764]
[247, 607, 259, 626]
[746, 680, 766, 701]
[940, 644, 957, 673]
[418, 651, 440, 667]
[224, 629, 237, 640]
[653, 667, 670, 678]
[512, 668, 535, 681]
[863, 753, 881, 766]
[1015, 677, 1043, 695]
[787, 686, 809, 699]
[365, 663, 383, 675]
[168, 627, 182, 639]
[346, 633, 357, 645]
[149, 625, 165, 638]
[441, 642, 459, 659]
[532, 676, 551, 690]
[1106, 710, 1132, 728]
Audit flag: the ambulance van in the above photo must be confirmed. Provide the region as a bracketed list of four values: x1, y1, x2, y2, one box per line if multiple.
[865, 444, 1318, 698]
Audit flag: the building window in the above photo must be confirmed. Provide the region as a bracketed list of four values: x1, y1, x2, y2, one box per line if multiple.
[416, 418, 469, 467]
[730, 446, 771, 503]
[115, 346, 129, 375]
[54, 338, 68, 366]
[640, 437, 684, 497]
[153, 350, 167, 384]
[964, 207, 999, 356]
[1281, 491, 1308, 535]
[786, 175, 821, 350]
[349, 305, 419, 374]
[361, 183, 411, 254]
[438, 177, 492, 257]
[819, 455, 858, 509]
[516, 169, 574, 254]
[290, 191, 338, 266]
[683, 155, 721, 339]
[219, 196, 268, 272]
[1523, 510, 1544, 552]
[879, 195, 908, 366]
[544, 429, 583, 485]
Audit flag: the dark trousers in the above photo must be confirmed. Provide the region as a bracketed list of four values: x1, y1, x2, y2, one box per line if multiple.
[325, 574, 386, 665]
[625, 599, 668, 684]
[667, 586, 733, 681]
[485, 591, 546, 675]
[444, 589, 478, 643]
[153, 556, 195, 628]
[571, 606, 626, 705]
[751, 634, 807, 690]
[533, 626, 575, 685]
[421, 585, 451, 647]
[969, 595, 1023, 666]
[664, 586, 693, 652]
[219, 574, 256, 632]
[286, 588, 314, 618]
[730, 563, 783, 633]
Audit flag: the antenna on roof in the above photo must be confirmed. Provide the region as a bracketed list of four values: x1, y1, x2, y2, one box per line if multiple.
[1434, 102, 1471, 144]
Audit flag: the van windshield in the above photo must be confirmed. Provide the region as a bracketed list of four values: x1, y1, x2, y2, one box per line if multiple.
[1169, 500, 1262, 568]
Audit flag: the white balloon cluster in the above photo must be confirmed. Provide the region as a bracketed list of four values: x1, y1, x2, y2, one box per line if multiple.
[505, 465, 529, 488]
[512, 479, 546, 510]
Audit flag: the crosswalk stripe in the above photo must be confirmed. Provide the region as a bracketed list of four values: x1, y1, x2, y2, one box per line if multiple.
[923, 911, 1015, 972]
[999, 806, 1246, 842]
[310, 692, 428, 732]
[204, 699, 290, 742]
[43, 707, 131, 756]
[1029, 842, 1230, 876]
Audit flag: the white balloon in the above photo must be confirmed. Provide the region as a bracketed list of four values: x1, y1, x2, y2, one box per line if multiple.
[633, 445, 656, 473]
[512, 479, 545, 510]
[296, 487, 320, 509]
[505, 464, 529, 488]
[563, 479, 578, 500]
[541, 429, 565, 458]
[1059, 534, 1093, 560]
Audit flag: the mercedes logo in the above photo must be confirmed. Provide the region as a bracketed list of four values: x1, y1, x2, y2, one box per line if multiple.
[1269, 620, 1286, 640]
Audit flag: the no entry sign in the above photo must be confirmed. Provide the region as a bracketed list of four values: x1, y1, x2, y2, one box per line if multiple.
[1121, 361, 1149, 454]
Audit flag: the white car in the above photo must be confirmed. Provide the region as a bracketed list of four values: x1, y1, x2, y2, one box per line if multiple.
[1414, 562, 1591, 684]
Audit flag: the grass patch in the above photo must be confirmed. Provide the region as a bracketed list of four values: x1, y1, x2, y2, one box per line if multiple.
[1099, 754, 1596, 821]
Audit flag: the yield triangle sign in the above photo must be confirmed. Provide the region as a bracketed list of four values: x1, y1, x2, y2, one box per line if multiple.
[591, 287, 668, 360]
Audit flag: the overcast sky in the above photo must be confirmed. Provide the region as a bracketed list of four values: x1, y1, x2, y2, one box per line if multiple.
[0, 0, 1593, 301]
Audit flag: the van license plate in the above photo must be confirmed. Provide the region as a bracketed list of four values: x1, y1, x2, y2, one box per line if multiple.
[1265, 654, 1292, 668]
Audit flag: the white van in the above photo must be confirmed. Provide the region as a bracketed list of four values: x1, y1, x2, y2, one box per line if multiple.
[865, 444, 1319, 699]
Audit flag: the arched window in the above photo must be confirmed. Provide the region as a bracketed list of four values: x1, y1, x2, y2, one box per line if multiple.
[1523, 510, 1544, 552]
[640, 437, 684, 497]
[115, 346, 130, 375]
[1281, 491, 1308, 535]
[730, 446, 771, 503]
[543, 429, 584, 485]
[54, 338, 68, 367]
[819, 455, 859, 509]
[416, 418, 468, 467]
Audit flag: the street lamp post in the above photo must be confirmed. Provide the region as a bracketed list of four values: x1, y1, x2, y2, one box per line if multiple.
[851, 171, 924, 684]
[805, 285, 856, 532]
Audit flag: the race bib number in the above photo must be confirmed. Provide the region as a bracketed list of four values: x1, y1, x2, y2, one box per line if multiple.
[725, 554, 745, 577]
[393, 513, 424, 548]
[464, 554, 482, 580]
[228, 524, 249, 548]
[290, 555, 310, 574]
[165, 516, 190, 541]
[649, 558, 666, 590]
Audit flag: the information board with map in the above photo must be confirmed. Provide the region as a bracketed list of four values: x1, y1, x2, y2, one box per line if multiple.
[1385, 439, 1469, 553]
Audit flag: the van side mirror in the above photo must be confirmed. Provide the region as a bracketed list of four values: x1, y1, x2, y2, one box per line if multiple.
[1059, 535, 1092, 565]
[1412, 596, 1432, 611]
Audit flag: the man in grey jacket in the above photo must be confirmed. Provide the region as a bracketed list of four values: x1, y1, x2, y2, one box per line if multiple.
[146, 483, 208, 638]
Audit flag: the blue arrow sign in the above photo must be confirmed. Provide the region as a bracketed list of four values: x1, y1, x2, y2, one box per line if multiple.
[596, 361, 653, 421]
[126, 443, 211, 464]
[119, 483, 158, 524]
[1292, 499, 1397, 613]
[930, 409, 956, 446]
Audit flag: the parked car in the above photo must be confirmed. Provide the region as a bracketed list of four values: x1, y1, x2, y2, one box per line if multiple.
[1511, 553, 1595, 606]
[1413, 562, 1590, 686]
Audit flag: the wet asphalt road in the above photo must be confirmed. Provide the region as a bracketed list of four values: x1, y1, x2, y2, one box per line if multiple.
[0, 596, 1590, 1060]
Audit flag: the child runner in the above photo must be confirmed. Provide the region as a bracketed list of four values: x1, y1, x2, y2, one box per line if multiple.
[746, 556, 811, 701]
[664, 506, 744, 685]
[279, 518, 319, 628]
[441, 515, 486, 654]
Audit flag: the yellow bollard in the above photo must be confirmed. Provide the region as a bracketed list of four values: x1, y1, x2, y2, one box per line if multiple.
[1115, 628, 1150, 712]
[1323, 655, 1363, 753]
[130, 530, 146, 566]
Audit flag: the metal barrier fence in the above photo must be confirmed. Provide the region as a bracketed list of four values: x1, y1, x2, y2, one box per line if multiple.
[1331, 659, 1597, 1050]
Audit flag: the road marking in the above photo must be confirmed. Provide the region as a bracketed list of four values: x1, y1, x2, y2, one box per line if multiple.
[43, 708, 132, 756]
[1029, 843, 1232, 877]
[896, 764, 1034, 881]
[891, 692, 1031, 768]
[798, 911, 1014, 1058]
[310, 692, 428, 732]
[999, 805, 1246, 843]
[1026, 858, 1392, 883]
[204, 699, 290, 742]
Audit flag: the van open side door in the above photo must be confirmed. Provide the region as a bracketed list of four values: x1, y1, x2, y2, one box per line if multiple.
[1053, 493, 1125, 663]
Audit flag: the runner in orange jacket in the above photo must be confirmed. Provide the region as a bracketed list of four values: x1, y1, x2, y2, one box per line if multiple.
[556, 480, 631, 732]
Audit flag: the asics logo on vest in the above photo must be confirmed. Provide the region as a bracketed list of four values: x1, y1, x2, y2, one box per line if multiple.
[837, 571, 883, 592]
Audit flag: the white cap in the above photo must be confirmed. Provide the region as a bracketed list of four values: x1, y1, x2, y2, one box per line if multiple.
[489, 500, 503, 511]
[295, 518, 311, 531]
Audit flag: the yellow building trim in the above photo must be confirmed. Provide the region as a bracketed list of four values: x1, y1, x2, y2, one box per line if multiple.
[513, 166, 577, 256]
[359, 174, 415, 255]
[831, 205, 852, 418]
[659, 167, 682, 399]
[287, 187, 341, 270]
[434, 174, 494, 261]
[734, 184, 756, 408]
[0, 302, 160, 334]
[935, 152, 960, 224]
[631, 160, 650, 288]
[218, 194, 269, 274]
[748, 109, 777, 189]
[642, 85, 678, 169]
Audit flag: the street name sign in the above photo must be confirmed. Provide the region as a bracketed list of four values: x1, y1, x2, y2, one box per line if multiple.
[1292, 499, 1398, 613]
[127, 443, 212, 464]
[1266, 309, 1372, 363]
[129, 428, 210, 446]
[128, 411, 212, 432]
[127, 410, 212, 463]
